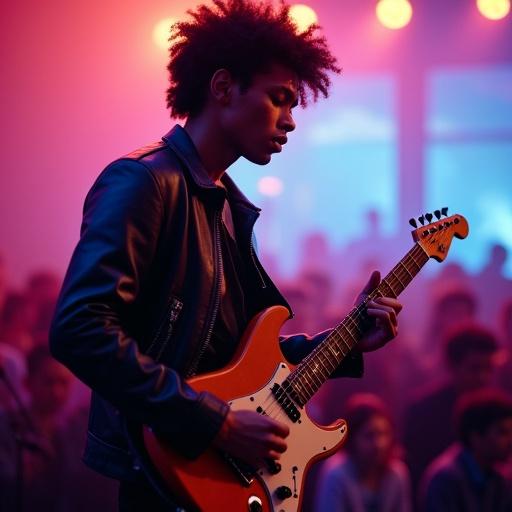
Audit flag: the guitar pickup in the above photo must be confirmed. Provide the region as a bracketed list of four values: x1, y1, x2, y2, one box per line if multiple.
[271, 383, 301, 423]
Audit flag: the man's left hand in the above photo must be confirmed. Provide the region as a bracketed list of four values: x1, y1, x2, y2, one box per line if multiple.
[354, 270, 402, 352]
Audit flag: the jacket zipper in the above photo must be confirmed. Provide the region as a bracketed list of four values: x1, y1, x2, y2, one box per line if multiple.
[250, 236, 267, 289]
[186, 210, 223, 377]
[155, 298, 183, 361]
[146, 296, 183, 361]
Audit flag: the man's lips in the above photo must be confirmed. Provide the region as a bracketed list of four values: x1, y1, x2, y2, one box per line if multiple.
[271, 136, 288, 152]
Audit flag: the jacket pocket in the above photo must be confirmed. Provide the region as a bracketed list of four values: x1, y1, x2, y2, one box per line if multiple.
[146, 295, 184, 361]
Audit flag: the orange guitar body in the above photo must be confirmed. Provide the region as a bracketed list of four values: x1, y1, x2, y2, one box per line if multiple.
[142, 305, 348, 512]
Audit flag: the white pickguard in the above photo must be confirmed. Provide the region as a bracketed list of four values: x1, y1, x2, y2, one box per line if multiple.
[228, 362, 347, 512]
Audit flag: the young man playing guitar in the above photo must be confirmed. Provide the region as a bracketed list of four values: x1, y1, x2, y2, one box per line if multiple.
[50, 1, 402, 510]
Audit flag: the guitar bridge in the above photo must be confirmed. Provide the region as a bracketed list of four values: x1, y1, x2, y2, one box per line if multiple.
[222, 452, 255, 487]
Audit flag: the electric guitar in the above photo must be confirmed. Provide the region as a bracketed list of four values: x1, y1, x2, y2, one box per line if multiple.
[134, 209, 468, 511]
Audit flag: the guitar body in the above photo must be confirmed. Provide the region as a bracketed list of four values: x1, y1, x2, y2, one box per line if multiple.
[142, 305, 348, 512]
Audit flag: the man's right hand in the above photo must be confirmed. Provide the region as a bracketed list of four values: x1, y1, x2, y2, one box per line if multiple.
[212, 409, 289, 468]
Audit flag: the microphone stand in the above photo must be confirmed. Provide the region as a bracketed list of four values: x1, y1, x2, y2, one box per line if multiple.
[0, 365, 41, 512]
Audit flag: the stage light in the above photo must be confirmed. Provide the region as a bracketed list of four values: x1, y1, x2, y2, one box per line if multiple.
[289, 4, 318, 32]
[258, 176, 284, 197]
[153, 17, 176, 50]
[477, 0, 511, 20]
[376, 0, 413, 30]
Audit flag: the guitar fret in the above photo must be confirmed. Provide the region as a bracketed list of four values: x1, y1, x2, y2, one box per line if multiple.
[407, 251, 422, 270]
[319, 351, 336, 373]
[383, 279, 398, 297]
[345, 314, 363, 335]
[336, 324, 358, 349]
[388, 272, 405, 294]
[399, 260, 414, 280]
[327, 343, 341, 360]
[289, 380, 307, 405]
[321, 348, 338, 371]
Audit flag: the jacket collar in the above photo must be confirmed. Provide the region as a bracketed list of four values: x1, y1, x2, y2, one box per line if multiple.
[162, 124, 260, 213]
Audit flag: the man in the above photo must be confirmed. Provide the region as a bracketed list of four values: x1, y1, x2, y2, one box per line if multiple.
[49, 1, 402, 510]
[420, 390, 512, 512]
[403, 323, 501, 500]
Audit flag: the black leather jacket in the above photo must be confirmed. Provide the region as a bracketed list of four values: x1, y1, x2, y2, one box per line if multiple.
[49, 125, 363, 482]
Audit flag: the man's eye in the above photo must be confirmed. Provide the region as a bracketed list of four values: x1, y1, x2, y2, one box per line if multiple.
[271, 95, 286, 105]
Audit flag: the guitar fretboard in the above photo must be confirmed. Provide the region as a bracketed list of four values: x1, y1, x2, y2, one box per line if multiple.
[282, 243, 430, 407]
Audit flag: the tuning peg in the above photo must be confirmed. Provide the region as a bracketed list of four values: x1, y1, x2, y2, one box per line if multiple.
[441, 207, 448, 217]
[418, 215, 425, 226]
[425, 213, 433, 223]
[434, 210, 441, 220]
[409, 218, 417, 228]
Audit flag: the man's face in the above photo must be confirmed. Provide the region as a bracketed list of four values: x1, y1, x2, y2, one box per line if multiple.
[472, 417, 512, 465]
[453, 351, 499, 392]
[222, 63, 298, 165]
[27, 358, 73, 416]
[352, 414, 394, 468]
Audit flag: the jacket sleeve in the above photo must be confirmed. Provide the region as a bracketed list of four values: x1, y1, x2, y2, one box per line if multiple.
[49, 159, 228, 459]
[279, 329, 363, 378]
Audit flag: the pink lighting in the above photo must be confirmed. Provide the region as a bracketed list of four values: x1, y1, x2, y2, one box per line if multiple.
[477, 0, 511, 20]
[258, 176, 284, 197]
[376, 0, 413, 30]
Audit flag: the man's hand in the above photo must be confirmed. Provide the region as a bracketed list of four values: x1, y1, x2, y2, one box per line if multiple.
[212, 409, 289, 469]
[355, 270, 402, 352]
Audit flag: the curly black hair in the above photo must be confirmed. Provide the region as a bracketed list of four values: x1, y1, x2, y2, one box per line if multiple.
[166, 0, 341, 119]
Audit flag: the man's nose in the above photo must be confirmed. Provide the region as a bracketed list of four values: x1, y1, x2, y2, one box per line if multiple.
[280, 110, 296, 133]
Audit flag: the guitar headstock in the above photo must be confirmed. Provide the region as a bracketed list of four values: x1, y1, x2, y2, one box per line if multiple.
[409, 208, 469, 262]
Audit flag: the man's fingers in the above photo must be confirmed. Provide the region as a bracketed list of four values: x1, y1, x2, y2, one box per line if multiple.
[374, 296, 403, 313]
[361, 270, 381, 296]
[266, 418, 290, 438]
[367, 302, 398, 326]
[266, 434, 287, 453]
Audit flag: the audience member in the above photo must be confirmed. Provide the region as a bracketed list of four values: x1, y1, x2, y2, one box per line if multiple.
[25, 270, 61, 345]
[0, 342, 27, 411]
[498, 298, 512, 396]
[0, 346, 73, 511]
[473, 244, 512, 326]
[420, 287, 477, 376]
[0, 292, 35, 355]
[314, 393, 411, 512]
[420, 389, 512, 512]
[0, 253, 7, 314]
[403, 324, 501, 500]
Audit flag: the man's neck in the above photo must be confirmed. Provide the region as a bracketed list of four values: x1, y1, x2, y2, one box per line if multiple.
[184, 115, 239, 183]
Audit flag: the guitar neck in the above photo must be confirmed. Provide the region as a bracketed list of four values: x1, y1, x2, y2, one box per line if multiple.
[284, 242, 430, 407]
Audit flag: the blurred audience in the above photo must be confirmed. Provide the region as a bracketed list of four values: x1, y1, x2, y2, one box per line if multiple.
[0, 346, 117, 511]
[420, 287, 478, 376]
[25, 270, 61, 346]
[403, 324, 502, 501]
[0, 346, 74, 510]
[0, 253, 7, 314]
[314, 393, 411, 512]
[420, 389, 512, 512]
[0, 292, 36, 355]
[474, 244, 512, 326]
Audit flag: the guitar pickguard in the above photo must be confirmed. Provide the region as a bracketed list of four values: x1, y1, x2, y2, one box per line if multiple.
[228, 362, 347, 512]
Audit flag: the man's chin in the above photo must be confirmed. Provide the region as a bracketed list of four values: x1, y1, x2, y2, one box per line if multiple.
[246, 153, 272, 165]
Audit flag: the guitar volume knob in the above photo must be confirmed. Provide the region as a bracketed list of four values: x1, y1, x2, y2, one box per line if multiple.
[275, 486, 293, 500]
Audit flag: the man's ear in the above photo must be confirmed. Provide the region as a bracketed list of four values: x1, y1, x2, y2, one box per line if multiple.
[210, 69, 234, 106]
